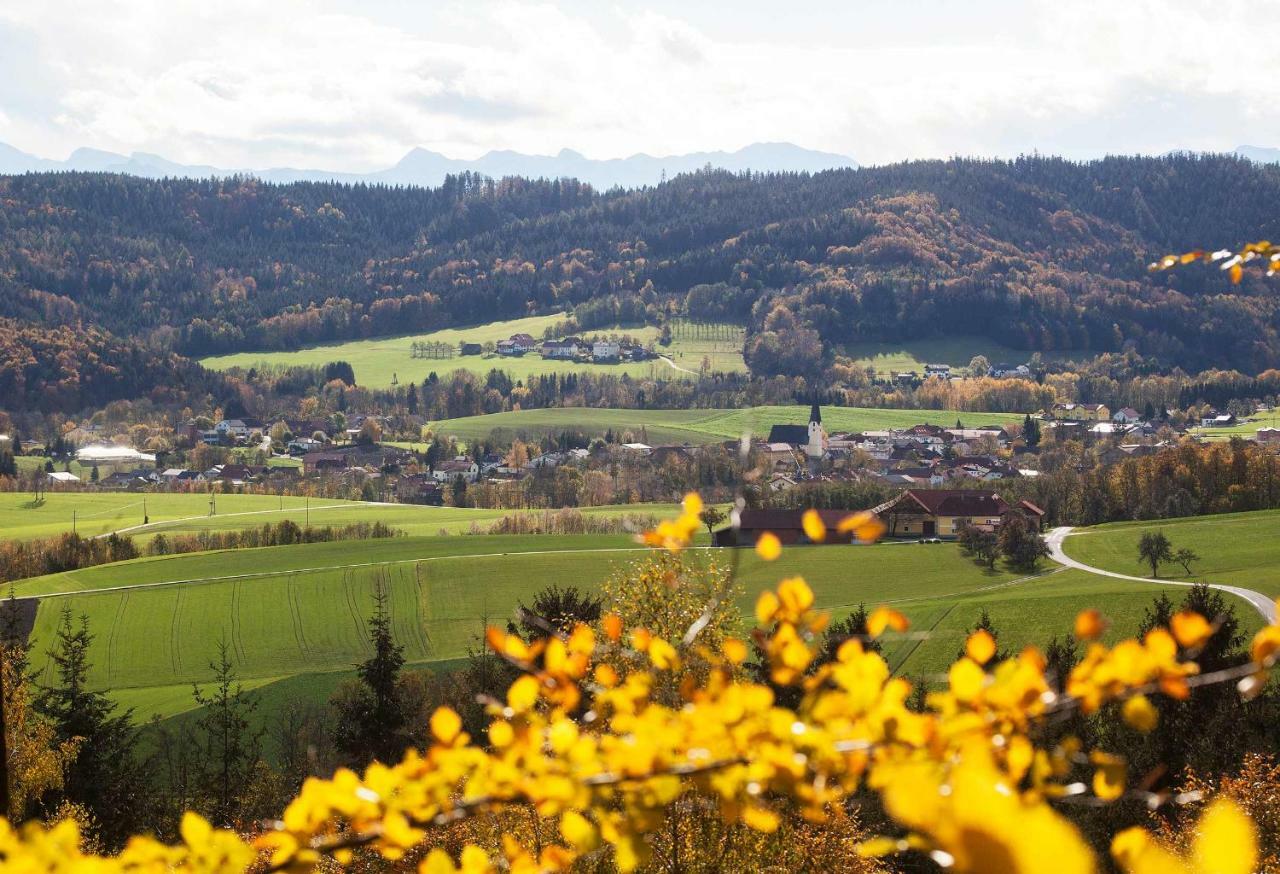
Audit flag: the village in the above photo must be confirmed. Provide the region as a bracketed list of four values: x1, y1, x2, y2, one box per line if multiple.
[5, 393, 1274, 526]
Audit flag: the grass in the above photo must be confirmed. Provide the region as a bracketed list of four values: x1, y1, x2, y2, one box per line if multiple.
[1061, 509, 1280, 598]
[198, 314, 747, 388]
[427, 405, 1022, 444]
[0, 492, 342, 543]
[839, 335, 1093, 378]
[1187, 413, 1280, 441]
[0, 491, 685, 545]
[19, 537, 1040, 720]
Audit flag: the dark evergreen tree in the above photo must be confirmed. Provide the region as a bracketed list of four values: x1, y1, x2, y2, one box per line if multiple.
[35, 607, 145, 848]
[330, 582, 409, 766]
[191, 641, 264, 826]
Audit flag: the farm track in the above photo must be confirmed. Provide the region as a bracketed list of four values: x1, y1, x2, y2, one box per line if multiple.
[1047, 527, 1277, 622]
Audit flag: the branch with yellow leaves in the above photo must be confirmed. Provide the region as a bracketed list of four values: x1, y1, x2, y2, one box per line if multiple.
[1150, 240, 1280, 284]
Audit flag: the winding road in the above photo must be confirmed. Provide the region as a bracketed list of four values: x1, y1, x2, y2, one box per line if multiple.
[1046, 526, 1276, 623]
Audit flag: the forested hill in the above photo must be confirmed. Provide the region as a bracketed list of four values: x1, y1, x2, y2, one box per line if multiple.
[2, 154, 1280, 383]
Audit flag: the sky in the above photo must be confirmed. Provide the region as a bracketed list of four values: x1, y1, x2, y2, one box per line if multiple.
[0, 0, 1276, 170]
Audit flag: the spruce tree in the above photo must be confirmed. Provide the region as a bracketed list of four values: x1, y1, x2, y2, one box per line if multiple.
[331, 582, 409, 766]
[36, 607, 144, 848]
[191, 641, 263, 826]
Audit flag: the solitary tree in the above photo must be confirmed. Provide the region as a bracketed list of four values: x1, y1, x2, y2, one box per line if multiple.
[191, 641, 263, 826]
[330, 582, 409, 766]
[1022, 414, 1041, 448]
[1173, 547, 1201, 576]
[699, 505, 727, 539]
[1137, 531, 1174, 577]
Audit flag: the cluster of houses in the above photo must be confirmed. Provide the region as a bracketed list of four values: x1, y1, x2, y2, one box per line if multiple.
[474, 332, 658, 364]
[887, 360, 1032, 386]
[755, 405, 1023, 493]
[185, 415, 379, 449]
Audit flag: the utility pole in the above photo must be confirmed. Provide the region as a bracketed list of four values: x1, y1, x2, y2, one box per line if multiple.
[72, 509, 76, 537]
[142, 496, 148, 526]
[306, 496, 310, 527]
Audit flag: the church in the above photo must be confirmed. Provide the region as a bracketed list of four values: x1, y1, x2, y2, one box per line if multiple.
[766, 402, 826, 461]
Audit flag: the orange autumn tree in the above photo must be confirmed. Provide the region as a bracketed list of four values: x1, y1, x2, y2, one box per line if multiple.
[0, 494, 1270, 873]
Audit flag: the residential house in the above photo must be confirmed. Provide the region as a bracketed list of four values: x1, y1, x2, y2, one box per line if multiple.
[509, 333, 537, 353]
[303, 452, 351, 475]
[924, 363, 952, 379]
[432, 456, 479, 483]
[395, 474, 445, 505]
[1258, 428, 1280, 444]
[541, 339, 579, 359]
[873, 488, 1044, 538]
[1046, 402, 1111, 422]
[1112, 407, 1142, 425]
[989, 363, 1032, 378]
[496, 339, 520, 356]
[1201, 413, 1237, 428]
[592, 341, 621, 362]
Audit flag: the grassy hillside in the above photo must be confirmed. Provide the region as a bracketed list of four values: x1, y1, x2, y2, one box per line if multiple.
[199, 314, 746, 388]
[427, 405, 1023, 444]
[841, 335, 1093, 378]
[0, 491, 684, 545]
[15, 524, 1212, 730]
[19, 537, 1033, 718]
[1061, 509, 1280, 597]
[0, 492, 340, 543]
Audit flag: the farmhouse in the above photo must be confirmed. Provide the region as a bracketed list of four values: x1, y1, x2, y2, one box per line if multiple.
[873, 488, 1044, 538]
[924, 363, 951, 378]
[592, 341, 621, 362]
[712, 509, 874, 547]
[303, 451, 350, 475]
[1259, 427, 1280, 444]
[432, 456, 479, 483]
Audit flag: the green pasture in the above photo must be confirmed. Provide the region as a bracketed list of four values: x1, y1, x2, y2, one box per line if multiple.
[0, 492, 340, 543]
[199, 314, 746, 388]
[427, 404, 1022, 444]
[1061, 509, 1280, 598]
[839, 335, 1093, 378]
[14, 530, 1191, 725]
[0, 491, 681, 545]
[1187, 414, 1279, 441]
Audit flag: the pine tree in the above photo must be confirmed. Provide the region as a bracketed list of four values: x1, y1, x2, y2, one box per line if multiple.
[330, 581, 409, 766]
[1022, 414, 1041, 448]
[36, 608, 145, 848]
[191, 641, 263, 826]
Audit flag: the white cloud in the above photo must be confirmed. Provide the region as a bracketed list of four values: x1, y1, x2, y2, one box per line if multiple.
[0, 0, 1276, 169]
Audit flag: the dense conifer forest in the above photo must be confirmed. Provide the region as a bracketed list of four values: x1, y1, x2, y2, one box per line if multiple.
[3, 154, 1280, 413]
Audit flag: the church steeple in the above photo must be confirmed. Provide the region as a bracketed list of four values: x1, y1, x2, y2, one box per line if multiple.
[805, 400, 824, 460]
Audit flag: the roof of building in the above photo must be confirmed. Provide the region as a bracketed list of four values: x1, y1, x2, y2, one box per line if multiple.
[767, 424, 810, 445]
[895, 488, 1012, 517]
[734, 509, 862, 531]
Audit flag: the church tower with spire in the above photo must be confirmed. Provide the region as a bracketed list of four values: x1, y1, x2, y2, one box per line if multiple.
[805, 401, 825, 459]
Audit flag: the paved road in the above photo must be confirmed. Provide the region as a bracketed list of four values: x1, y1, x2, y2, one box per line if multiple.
[1046, 526, 1276, 623]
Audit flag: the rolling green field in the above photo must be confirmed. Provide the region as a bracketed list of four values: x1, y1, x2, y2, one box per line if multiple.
[428, 404, 1022, 444]
[1061, 509, 1280, 597]
[199, 314, 747, 388]
[1187, 414, 1279, 441]
[12, 527, 1198, 727]
[840, 335, 1093, 378]
[0, 491, 682, 545]
[0, 492, 343, 543]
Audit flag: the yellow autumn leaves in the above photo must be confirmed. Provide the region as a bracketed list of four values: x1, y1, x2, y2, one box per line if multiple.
[0, 496, 1272, 874]
[1149, 239, 1280, 283]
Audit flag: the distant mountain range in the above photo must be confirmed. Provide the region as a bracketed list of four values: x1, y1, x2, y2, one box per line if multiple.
[1236, 145, 1280, 164]
[0, 141, 858, 189]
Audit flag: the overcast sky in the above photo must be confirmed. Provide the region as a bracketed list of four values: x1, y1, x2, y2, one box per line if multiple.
[0, 0, 1274, 170]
